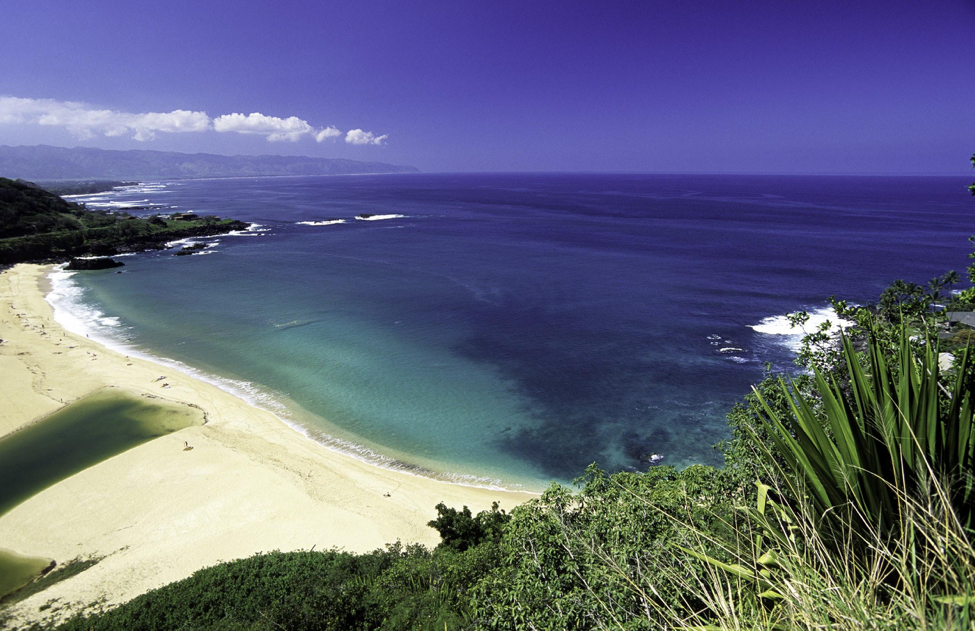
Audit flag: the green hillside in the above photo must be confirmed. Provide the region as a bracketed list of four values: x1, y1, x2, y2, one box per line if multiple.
[0, 177, 246, 264]
[0, 178, 122, 240]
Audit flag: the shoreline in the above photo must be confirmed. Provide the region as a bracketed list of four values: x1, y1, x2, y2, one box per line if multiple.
[0, 263, 535, 627]
[45, 264, 528, 492]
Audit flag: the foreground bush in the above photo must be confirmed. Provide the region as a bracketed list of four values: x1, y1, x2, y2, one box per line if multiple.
[52, 544, 494, 631]
[471, 465, 739, 630]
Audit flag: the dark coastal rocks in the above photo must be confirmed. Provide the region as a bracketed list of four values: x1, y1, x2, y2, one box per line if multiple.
[87, 243, 121, 257]
[66, 257, 125, 271]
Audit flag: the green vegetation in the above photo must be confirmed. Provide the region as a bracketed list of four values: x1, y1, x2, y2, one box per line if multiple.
[48, 546, 493, 631]
[757, 330, 975, 540]
[0, 177, 247, 264]
[6, 163, 975, 630]
[674, 331, 975, 630]
[0, 178, 109, 239]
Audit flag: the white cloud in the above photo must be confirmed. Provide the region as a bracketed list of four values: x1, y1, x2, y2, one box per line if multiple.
[0, 96, 210, 141]
[345, 129, 388, 146]
[315, 126, 341, 142]
[213, 112, 319, 142]
[0, 96, 387, 147]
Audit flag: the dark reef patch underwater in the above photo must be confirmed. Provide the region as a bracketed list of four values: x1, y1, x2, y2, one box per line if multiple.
[54, 173, 974, 489]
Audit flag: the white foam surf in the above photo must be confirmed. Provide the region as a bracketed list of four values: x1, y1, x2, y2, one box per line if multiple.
[47, 267, 131, 342]
[222, 223, 268, 237]
[164, 237, 197, 248]
[62, 191, 115, 199]
[750, 306, 853, 352]
[297, 220, 346, 226]
[354, 214, 405, 221]
[85, 200, 168, 210]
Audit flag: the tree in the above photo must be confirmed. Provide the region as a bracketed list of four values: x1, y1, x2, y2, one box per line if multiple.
[969, 152, 975, 196]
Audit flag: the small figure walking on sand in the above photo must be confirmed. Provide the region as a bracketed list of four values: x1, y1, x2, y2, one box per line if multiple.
[183, 441, 193, 451]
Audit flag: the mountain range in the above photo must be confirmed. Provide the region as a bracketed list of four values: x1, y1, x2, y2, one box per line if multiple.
[0, 145, 418, 181]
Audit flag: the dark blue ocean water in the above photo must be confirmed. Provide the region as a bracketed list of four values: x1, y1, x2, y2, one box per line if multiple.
[56, 173, 974, 489]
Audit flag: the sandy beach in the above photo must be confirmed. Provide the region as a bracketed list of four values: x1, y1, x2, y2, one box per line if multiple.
[0, 263, 534, 627]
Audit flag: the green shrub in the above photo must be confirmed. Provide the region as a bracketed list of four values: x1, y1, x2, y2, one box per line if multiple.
[754, 328, 975, 542]
[471, 465, 736, 630]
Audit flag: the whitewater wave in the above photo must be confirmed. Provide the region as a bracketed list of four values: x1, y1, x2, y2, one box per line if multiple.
[74, 253, 137, 259]
[223, 222, 268, 237]
[63, 182, 171, 203]
[125, 184, 169, 194]
[750, 306, 853, 352]
[297, 220, 346, 226]
[62, 192, 114, 200]
[355, 214, 405, 221]
[47, 267, 131, 342]
[86, 200, 169, 210]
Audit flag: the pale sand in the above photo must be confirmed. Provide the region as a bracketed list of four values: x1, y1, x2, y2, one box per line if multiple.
[0, 264, 535, 626]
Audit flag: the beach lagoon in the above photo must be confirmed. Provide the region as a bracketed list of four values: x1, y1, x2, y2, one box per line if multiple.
[0, 548, 53, 602]
[0, 388, 204, 517]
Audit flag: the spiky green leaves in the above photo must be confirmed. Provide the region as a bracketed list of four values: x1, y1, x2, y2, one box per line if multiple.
[754, 327, 975, 541]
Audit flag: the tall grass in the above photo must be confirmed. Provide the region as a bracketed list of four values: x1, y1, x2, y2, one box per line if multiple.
[557, 466, 975, 630]
[664, 477, 974, 630]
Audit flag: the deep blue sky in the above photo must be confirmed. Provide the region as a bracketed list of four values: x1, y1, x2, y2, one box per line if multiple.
[1, 0, 972, 173]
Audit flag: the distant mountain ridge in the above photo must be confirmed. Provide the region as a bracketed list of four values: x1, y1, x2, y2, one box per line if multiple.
[0, 145, 418, 180]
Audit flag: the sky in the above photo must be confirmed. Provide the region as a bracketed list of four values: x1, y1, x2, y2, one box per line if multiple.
[0, 0, 972, 173]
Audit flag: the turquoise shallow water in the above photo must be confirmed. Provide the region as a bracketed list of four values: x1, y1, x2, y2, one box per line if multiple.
[53, 173, 975, 490]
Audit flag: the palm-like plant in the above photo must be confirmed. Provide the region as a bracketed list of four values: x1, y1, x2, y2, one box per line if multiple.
[754, 327, 975, 542]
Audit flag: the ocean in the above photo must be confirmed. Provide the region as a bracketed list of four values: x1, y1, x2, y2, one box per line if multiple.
[51, 173, 974, 490]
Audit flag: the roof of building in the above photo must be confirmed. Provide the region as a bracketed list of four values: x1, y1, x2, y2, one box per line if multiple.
[947, 312, 975, 327]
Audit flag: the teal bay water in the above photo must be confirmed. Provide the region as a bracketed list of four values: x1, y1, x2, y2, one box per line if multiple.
[54, 174, 974, 490]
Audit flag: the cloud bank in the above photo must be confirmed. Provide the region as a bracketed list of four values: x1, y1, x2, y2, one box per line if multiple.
[315, 127, 341, 142]
[0, 96, 209, 141]
[213, 112, 315, 142]
[0, 96, 387, 146]
[345, 129, 388, 146]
